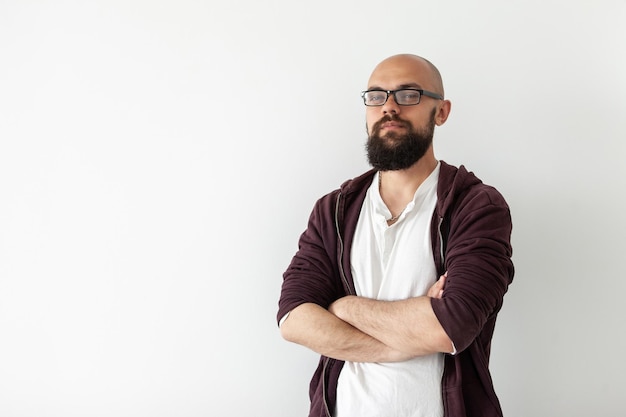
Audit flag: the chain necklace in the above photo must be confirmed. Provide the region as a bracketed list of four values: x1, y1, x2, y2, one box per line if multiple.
[379, 172, 405, 224]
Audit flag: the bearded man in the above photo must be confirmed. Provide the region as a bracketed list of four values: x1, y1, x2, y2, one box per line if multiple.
[277, 54, 514, 417]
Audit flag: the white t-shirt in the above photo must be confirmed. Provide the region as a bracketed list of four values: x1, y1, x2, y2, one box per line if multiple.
[335, 163, 444, 417]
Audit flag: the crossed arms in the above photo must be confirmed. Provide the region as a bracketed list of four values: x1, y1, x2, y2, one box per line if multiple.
[280, 275, 454, 363]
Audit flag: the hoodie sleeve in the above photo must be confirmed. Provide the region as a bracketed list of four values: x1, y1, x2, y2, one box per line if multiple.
[431, 185, 514, 353]
[277, 192, 344, 326]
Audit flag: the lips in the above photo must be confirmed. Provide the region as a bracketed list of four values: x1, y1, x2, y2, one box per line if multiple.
[372, 115, 411, 137]
[381, 122, 406, 129]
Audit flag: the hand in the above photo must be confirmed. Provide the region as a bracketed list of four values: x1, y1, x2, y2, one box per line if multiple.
[427, 272, 447, 299]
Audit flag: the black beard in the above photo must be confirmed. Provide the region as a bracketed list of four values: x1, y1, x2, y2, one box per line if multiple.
[366, 109, 436, 171]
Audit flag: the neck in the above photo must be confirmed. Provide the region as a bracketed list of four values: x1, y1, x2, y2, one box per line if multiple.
[378, 154, 438, 222]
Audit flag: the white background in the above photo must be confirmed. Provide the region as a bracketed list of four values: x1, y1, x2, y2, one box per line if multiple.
[1, 1, 625, 416]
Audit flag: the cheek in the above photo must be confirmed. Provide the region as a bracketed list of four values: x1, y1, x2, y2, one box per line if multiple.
[365, 113, 379, 134]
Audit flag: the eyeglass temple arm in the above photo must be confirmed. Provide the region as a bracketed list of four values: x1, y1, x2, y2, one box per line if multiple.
[421, 90, 444, 100]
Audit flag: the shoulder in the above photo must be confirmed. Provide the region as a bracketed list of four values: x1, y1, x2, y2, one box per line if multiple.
[339, 169, 377, 195]
[438, 160, 510, 214]
[313, 170, 376, 210]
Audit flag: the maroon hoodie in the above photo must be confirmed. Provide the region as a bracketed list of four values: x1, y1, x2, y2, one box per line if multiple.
[278, 161, 514, 417]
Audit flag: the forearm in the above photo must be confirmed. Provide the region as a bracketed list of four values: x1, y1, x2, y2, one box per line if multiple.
[330, 296, 454, 356]
[280, 303, 414, 363]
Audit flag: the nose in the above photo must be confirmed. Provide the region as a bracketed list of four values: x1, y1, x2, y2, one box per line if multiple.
[382, 93, 400, 115]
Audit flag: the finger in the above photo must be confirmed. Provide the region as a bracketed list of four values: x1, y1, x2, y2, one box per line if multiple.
[427, 276, 444, 298]
[431, 274, 447, 299]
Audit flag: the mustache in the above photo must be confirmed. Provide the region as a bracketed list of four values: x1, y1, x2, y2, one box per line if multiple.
[371, 114, 411, 134]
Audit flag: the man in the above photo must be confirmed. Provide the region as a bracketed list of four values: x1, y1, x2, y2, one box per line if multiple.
[277, 54, 514, 417]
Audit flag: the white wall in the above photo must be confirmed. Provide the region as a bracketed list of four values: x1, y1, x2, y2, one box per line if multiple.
[1, 1, 624, 416]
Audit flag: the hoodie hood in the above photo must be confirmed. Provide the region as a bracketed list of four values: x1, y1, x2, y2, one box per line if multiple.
[436, 161, 483, 217]
[337, 160, 482, 219]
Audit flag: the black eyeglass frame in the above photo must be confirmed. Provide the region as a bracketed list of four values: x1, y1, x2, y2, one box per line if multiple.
[360, 88, 444, 106]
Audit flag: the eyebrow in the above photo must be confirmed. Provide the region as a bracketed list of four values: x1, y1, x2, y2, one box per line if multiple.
[367, 82, 423, 90]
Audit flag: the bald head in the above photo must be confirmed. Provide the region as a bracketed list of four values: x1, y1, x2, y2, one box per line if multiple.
[368, 54, 445, 97]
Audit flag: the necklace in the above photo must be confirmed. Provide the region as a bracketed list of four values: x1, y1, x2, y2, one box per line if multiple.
[387, 211, 403, 224]
[379, 172, 405, 224]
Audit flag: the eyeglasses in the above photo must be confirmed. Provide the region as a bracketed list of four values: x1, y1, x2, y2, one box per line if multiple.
[361, 88, 444, 106]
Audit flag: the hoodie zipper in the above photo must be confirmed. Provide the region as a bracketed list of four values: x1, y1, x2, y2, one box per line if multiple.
[322, 358, 332, 417]
[319, 192, 353, 417]
[335, 192, 353, 296]
[438, 216, 446, 270]
[438, 215, 450, 417]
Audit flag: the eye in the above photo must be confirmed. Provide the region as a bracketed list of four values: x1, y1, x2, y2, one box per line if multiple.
[366, 92, 386, 103]
[398, 91, 420, 101]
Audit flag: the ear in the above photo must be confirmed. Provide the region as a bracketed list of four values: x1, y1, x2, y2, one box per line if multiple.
[435, 100, 452, 126]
